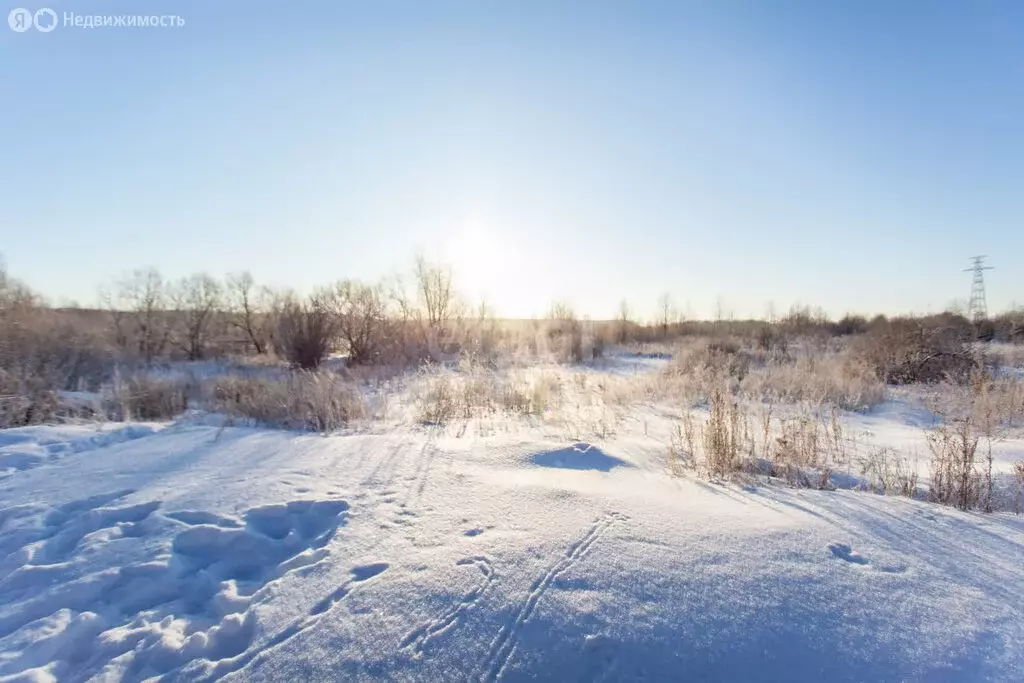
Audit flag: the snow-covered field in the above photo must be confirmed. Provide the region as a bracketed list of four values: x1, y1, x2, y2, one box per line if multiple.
[2, 357, 1024, 682]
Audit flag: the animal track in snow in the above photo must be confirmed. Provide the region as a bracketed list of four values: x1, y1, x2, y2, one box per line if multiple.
[202, 561, 390, 680]
[480, 512, 628, 682]
[401, 556, 495, 658]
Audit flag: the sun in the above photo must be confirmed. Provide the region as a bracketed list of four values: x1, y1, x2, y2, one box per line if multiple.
[441, 219, 540, 318]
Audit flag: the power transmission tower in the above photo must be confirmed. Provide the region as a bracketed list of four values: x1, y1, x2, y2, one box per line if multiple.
[963, 256, 993, 322]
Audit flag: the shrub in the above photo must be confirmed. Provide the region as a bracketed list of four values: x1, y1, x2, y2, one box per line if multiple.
[109, 374, 191, 421]
[274, 294, 336, 370]
[991, 310, 1024, 343]
[0, 369, 60, 428]
[212, 370, 365, 431]
[1, 265, 117, 425]
[672, 339, 752, 380]
[547, 303, 584, 364]
[755, 325, 789, 353]
[416, 371, 460, 425]
[326, 280, 393, 365]
[854, 317, 979, 385]
[834, 314, 869, 336]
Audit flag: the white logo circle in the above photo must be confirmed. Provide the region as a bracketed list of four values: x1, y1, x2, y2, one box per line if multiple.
[33, 7, 57, 32]
[8, 7, 32, 32]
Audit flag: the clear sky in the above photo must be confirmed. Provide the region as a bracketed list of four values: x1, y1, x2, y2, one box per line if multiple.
[2, 0, 1021, 320]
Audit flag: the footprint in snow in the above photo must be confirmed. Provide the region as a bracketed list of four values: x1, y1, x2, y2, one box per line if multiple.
[828, 543, 869, 565]
[1, 496, 355, 682]
[166, 510, 242, 528]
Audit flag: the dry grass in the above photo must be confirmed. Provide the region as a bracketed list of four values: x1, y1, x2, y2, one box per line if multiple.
[413, 364, 559, 426]
[700, 385, 744, 479]
[986, 342, 1024, 370]
[1014, 461, 1024, 515]
[646, 337, 887, 413]
[740, 356, 884, 411]
[669, 384, 876, 490]
[857, 446, 920, 497]
[212, 370, 366, 432]
[926, 416, 982, 510]
[108, 374, 192, 421]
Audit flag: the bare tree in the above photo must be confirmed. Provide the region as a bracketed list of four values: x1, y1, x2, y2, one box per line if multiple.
[170, 273, 222, 361]
[326, 280, 389, 365]
[616, 300, 632, 344]
[106, 268, 169, 364]
[98, 284, 130, 351]
[0, 258, 42, 369]
[226, 272, 272, 355]
[414, 254, 456, 329]
[657, 293, 674, 339]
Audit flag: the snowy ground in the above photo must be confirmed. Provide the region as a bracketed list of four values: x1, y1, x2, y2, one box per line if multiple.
[2, 359, 1024, 682]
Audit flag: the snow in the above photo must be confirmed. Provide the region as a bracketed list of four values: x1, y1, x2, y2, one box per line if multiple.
[0, 424, 163, 479]
[2, 361, 1024, 681]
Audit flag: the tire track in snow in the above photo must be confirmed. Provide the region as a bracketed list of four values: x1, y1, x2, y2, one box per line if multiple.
[480, 512, 628, 682]
[400, 556, 495, 658]
[407, 439, 439, 508]
[384, 440, 440, 529]
[361, 440, 409, 490]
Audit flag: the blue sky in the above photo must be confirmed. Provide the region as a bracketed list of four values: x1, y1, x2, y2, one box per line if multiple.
[2, 0, 1021, 319]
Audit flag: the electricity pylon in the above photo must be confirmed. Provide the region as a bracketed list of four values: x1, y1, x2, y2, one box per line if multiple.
[963, 256, 993, 322]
